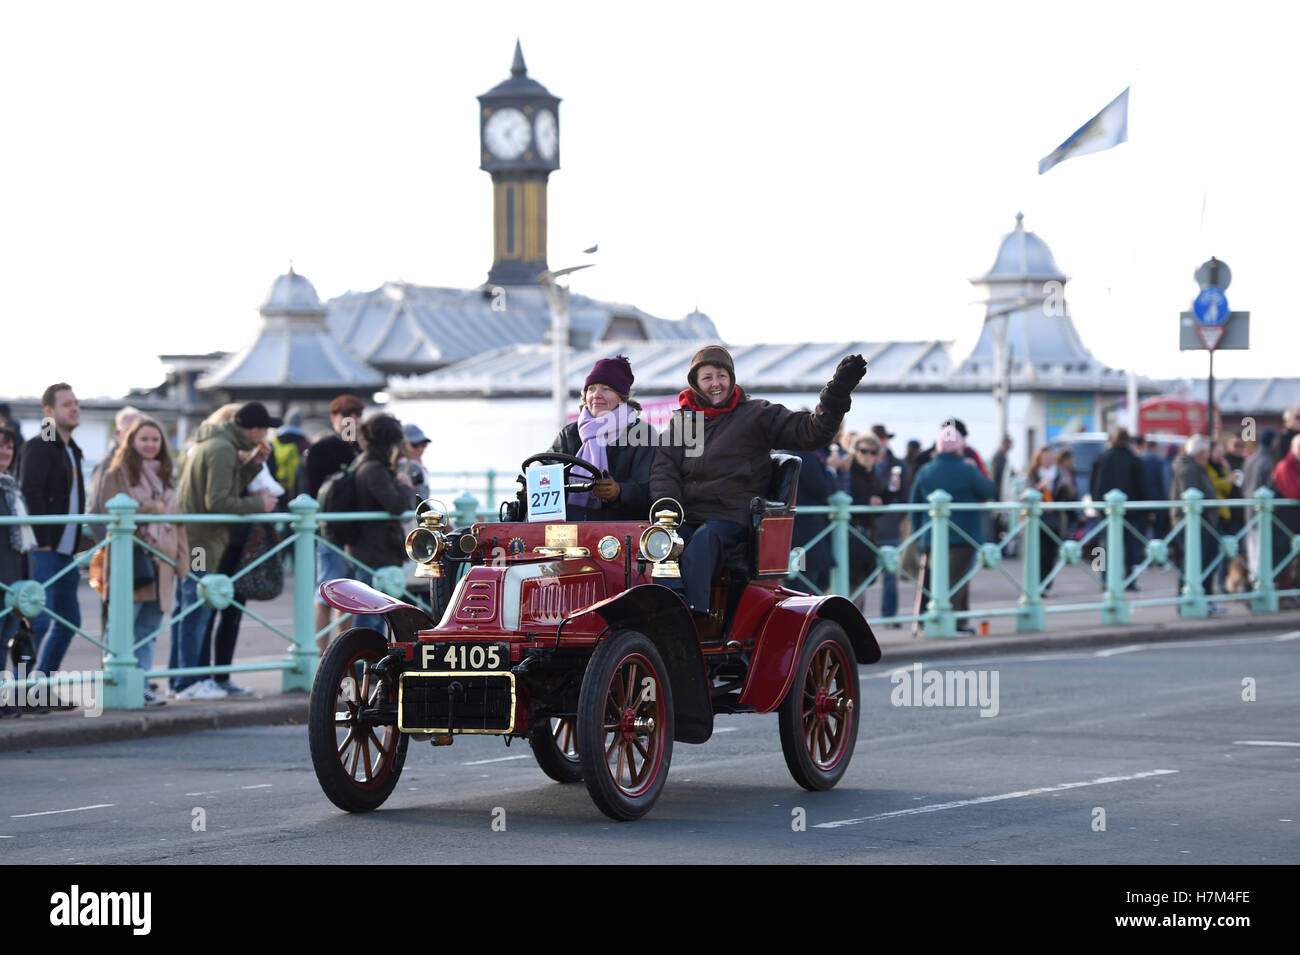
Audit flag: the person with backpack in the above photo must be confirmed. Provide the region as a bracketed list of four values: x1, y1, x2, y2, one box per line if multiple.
[300, 395, 364, 650]
[344, 415, 417, 634]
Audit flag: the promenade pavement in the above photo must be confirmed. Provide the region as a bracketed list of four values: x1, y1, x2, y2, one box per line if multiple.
[4, 557, 1297, 752]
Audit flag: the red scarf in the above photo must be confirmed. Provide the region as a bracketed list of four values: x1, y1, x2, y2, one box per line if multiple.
[679, 385, 743, 419]
[1273, 453, 1300, 500]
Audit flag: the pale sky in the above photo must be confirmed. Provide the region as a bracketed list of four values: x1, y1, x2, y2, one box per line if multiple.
[1, 0, 1294, 400]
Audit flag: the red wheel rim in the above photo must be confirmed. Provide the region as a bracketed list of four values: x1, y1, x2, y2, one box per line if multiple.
[601, 653, 665, 797]
[800, 640, 853, 771]
[334, 650, 399, 790]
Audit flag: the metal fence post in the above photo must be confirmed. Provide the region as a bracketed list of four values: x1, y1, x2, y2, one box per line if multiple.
[1250, 488, 1277, 614]
[485, 469, 496, 511]
[927, 489, 956, 638]
[284, 494, 320, 692]
[454, 492, 480, 528]
[103, 493, 142, 709]
[1018, 489, 1045, 632]
[828, 490, 851, 597]
[1101, 489, 1130, 625]
[1178, 488, 1207, 618]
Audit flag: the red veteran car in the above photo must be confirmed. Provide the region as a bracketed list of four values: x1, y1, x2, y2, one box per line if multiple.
[309, 451, 881, 821]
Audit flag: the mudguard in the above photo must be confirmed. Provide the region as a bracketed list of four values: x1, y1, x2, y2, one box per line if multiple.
[573, 584, 714, 744]
[318, 578, 435, 641]
[739, 594, 881, 713]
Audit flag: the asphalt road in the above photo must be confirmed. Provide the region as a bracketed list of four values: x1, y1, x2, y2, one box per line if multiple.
[3, 629, 1297, 864]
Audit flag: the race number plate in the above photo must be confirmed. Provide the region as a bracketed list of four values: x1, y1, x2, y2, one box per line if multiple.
[418, 642, 510, 671]
[525, 463, 566, 522]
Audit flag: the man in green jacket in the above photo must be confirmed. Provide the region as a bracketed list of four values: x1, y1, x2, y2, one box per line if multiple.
[170, 402, 278, 698]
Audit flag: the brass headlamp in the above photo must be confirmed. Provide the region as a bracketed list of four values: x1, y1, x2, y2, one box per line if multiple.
[639, 497, 685, 578]
[405, 499, 457, 579]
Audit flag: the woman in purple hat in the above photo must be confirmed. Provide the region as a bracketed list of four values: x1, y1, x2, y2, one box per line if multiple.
[548, 355, 655, 521]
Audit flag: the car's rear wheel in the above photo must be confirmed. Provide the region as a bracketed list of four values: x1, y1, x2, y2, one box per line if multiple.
[577, 631, 673, 821]
[778, 620, 858, 791]
[309, 627, 408, 812]
[530, 717, 583, 783]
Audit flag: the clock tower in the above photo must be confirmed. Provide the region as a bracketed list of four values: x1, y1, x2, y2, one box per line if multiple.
[479, 41, 561, 287]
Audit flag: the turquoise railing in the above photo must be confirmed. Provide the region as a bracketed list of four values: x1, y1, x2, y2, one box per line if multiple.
[2, 486, 1297, 709]
[0, 494, 447, 710]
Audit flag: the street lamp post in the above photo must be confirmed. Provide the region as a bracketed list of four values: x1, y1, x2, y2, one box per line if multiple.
[538, 263, 595, 434]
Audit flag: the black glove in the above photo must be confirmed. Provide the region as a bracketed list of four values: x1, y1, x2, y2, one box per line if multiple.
[827, 354, 868, 397]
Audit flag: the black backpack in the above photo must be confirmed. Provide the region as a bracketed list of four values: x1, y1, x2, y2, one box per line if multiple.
[317, 461, 362, 545]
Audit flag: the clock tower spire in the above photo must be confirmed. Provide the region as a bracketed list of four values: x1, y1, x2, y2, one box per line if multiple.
[479, 41, 561, 287]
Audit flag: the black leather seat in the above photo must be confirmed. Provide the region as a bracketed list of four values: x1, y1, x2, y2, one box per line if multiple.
[718, 452, 802, 578]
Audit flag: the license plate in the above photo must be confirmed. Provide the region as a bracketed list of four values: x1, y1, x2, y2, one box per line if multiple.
[398, 672, 516, 734]
[417, 642, 510, 671]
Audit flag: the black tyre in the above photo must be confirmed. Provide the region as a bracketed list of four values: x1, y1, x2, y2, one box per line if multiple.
[309, 627, 409, 812]
[529, 717, 584, 783]
[778, 620, 859, 791]
[577, 631, 674, 821]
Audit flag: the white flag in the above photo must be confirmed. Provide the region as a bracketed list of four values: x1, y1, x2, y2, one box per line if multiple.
[1038, 88, 1129, 175]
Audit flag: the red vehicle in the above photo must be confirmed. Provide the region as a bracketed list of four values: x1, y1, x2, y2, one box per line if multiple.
[309, 451, 881, 821]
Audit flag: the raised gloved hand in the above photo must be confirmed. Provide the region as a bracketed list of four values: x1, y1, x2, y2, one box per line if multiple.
[827, 354, 868, 397]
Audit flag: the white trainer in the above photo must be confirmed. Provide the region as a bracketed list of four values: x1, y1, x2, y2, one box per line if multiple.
[176, 679, 228, 701]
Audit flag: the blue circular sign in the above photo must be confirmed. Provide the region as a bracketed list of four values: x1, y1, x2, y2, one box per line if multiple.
[1193, 286, 1230, 325]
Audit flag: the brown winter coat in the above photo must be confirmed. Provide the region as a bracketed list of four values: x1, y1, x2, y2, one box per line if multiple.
[101, 463, 188, 612]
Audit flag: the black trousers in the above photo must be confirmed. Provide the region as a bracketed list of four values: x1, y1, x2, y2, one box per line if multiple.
[199, 526, 248, 678]
[662, 519, 746, 613]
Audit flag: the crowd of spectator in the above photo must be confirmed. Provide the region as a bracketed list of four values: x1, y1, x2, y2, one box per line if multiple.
[786, 408, 1300, 627]
[0, 385, 432, 713]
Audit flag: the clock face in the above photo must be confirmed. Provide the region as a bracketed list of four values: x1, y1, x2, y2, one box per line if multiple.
[484, 107, 531, 160]
[535, 109, 558, 161]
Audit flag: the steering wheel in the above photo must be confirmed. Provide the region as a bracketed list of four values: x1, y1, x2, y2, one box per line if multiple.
[519, 452, 604, 493]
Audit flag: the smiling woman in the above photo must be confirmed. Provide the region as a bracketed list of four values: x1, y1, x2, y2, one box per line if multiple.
[547, 355, 654, 521]
[649, 344, 867, 616]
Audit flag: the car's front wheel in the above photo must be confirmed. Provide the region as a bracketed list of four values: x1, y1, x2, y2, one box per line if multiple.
[778, 620, 859, 791]
[576, 631, 673, 821]
[309, 627, 408, 812]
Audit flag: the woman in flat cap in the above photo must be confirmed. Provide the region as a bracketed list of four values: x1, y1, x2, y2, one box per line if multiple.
[650, 345, 867, 617]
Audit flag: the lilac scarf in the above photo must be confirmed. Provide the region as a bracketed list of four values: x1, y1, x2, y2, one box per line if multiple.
[570, 403, 636, 510]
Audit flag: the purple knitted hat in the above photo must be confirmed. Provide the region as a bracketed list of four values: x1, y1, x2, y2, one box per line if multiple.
[584, 355, 634, 396]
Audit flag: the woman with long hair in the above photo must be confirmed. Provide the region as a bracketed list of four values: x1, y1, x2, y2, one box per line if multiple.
[1026, 445, 1077, 593]
[101, 416, 187, 706]
[1, 425, 38, 714]
[349, 414, 417, 632]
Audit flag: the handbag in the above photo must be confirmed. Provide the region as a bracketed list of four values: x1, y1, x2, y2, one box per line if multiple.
[234, 524, 283, 601]
[132, 541, 157, 590]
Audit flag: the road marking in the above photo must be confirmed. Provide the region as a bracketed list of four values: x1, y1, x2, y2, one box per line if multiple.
[11, 803, 114, 819]
[185, 791, 219, 796]
[1233, 740, 1300, 748]
[814, 769, 1178, 829]
[712, 727, 738, 733]
[461, 754, 531, 765]
[241, 784, 273, 789]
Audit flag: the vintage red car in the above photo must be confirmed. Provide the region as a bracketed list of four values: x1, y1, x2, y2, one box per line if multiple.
[309, 451, 882, 821]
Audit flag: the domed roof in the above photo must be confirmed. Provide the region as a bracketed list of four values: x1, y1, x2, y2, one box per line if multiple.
[979, 213, 1065, 281]
[261, 267, 323, 314]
